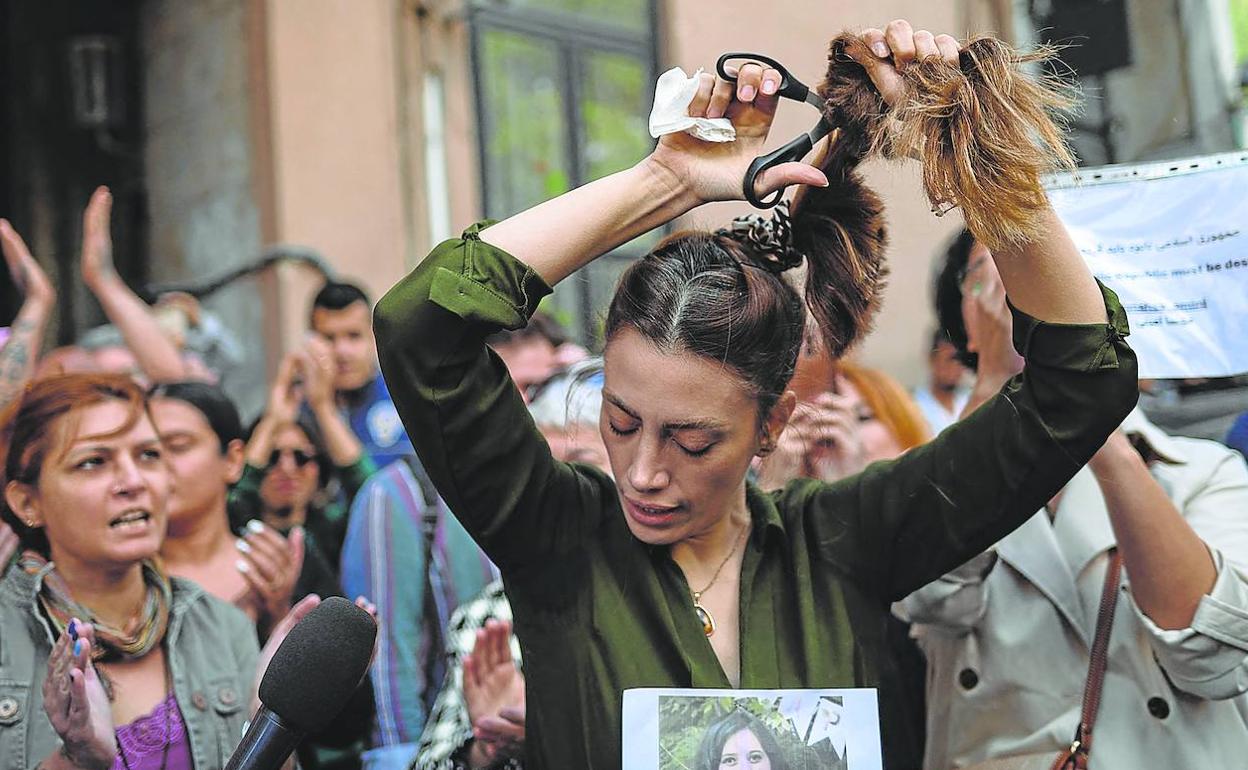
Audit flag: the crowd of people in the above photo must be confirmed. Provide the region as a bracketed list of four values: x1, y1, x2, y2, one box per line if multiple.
[1, 19, 1247, 770]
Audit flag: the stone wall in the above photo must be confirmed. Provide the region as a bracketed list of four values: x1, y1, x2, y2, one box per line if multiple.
[141, 0, 270, 417]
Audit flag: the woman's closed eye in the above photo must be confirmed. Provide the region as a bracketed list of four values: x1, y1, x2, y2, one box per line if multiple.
[607, 420, 638, 436]
[674, 439, 713, 457]
[163, 438, 193, 454]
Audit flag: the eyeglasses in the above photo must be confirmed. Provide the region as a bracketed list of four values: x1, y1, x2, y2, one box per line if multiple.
[267, 448, 317, 469]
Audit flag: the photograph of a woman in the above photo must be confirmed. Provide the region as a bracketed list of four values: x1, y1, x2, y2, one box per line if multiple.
[696, 711, 787, 770]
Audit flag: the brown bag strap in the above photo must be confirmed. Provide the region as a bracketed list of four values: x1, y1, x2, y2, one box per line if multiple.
[1052, 549, 1124, 770]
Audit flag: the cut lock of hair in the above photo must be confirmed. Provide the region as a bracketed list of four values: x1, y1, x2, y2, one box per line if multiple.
[823, 33, 1078, 251]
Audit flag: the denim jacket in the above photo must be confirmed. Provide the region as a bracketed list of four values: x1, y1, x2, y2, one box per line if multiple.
[0, 565, 259, 769]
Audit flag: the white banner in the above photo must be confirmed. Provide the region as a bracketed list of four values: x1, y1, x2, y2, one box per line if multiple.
[1047, 152, 1248, 379]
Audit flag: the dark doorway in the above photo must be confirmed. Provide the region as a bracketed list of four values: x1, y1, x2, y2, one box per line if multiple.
[0, 0, 147, 342]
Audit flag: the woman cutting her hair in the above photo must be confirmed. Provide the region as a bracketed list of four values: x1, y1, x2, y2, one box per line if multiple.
[374, 21, 1138, 769]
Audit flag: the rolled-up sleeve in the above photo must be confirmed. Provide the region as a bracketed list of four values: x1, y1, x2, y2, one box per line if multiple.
[1137, 548, 1248, 699]
[374, 224, 612, 576]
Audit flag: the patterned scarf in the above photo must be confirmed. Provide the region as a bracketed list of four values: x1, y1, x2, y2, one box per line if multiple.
[20, 551, 172, 663]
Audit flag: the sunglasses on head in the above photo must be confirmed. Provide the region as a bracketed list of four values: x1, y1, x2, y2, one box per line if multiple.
[267, 448, 317, 469]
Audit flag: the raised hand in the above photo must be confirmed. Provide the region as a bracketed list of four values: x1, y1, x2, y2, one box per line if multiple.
[80, 187, 118, 290]
[845, 20, 962, 107]
[1, 219, 54, 309]
[237, 522, 306, 635]
[650, 62, 829, 205]
[959, 251, 1024, 417]
[42, 621, 115, 770]
[464, 619, 525, 766]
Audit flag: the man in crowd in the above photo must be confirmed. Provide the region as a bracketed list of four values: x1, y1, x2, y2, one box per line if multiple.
[484, 311, 583, 403]
[310, 281, 414, 468]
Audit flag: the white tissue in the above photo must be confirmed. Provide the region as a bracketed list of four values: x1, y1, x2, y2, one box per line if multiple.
[647, 67, 736, 143]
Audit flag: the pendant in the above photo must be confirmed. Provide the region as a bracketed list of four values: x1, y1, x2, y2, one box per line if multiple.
[692, 592, 716, 637]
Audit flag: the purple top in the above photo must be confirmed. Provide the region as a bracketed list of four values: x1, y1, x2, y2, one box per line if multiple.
[111, 694, 192, 770]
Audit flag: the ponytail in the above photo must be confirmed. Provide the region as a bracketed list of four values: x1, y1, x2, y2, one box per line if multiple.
[789, 132, 888, 359]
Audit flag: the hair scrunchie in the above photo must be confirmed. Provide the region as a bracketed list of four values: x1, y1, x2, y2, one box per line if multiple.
[715, 200, 804, 275]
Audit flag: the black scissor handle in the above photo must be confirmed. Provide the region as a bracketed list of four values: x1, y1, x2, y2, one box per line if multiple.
[716, 52, 811, 104]
[744, 132, 816, 209]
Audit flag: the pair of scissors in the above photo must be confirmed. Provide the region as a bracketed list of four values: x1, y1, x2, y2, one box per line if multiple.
[716, 52, 833, 209]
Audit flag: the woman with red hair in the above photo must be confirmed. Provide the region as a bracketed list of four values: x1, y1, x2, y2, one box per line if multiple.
[757, 361, 930, 490]
[0, 373, 313, 770]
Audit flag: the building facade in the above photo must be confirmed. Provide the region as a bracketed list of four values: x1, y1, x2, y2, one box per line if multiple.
[1, 0, 1242, 413]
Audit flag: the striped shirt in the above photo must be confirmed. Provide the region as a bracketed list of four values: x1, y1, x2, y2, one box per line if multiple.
[340, 459, 498, 748]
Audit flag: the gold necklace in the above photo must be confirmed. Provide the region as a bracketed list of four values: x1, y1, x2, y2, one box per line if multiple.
[689, 521, 749, 637]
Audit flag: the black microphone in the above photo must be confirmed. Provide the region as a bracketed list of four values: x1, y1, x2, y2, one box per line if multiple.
[225, 596, 377, 770]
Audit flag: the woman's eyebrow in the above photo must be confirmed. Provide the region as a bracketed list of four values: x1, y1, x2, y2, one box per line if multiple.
[603, 391, 639, 419]
[663, 419, 726, 432]
[67, 443, 115, 455]
[603, 391, 726, 432]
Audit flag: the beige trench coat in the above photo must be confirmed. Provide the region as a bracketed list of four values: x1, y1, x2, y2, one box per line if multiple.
[897, 417, 1248, 769]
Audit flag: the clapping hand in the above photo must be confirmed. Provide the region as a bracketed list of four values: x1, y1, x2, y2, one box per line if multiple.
[42, 621, 115, 770]
[296, 336, 336, 412]
[1, 219, 54, 311]
[265, 353, 304, 426]
[80, 187, 118, 290]
[237, 521, 306, 636]
[464, 619, 525, 767]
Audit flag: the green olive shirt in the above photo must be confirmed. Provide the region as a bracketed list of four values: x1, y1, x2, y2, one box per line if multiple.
[374, 223, 1138, 770]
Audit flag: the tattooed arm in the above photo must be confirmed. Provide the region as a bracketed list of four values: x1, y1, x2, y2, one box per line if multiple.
[80, 186, 190, 383]
[0, 218, 54, 410]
